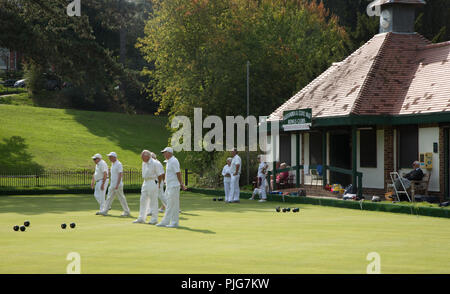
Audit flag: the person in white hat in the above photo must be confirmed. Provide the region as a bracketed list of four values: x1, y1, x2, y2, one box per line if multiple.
[91, 153, 109, 214]
[229, 148, 241, 203]
[222, 158, 232, 202]
[98, 152, 130, 216]
[133, 150, 164, 224]
[250, 155, 268, 202]
[146, 152, 167, 215]
[156, 147, 186, 228]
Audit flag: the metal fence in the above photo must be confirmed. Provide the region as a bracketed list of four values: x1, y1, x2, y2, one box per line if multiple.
[0, 169, 142, 188]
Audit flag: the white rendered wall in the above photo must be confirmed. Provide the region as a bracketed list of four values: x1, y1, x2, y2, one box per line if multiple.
[398, 127, 439, 192]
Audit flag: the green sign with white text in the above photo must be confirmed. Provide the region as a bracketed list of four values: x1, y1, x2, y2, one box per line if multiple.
[282, 109, 312, 131]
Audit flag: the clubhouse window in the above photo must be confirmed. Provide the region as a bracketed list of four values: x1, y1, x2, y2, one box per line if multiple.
[398, 126, 418, 169]
[360, 129, 377, 168]
[309, 132, 323, 166]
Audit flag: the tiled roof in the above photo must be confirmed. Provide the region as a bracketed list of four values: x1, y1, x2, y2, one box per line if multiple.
[268, 32, 450, 121]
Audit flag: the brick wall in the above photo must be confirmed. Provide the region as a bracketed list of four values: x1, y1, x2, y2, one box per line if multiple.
[439, 127, 445, 201]
[384, 126, 394, 192]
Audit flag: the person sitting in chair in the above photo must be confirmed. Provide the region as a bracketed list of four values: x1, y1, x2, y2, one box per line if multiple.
[394, 161, 424, 192]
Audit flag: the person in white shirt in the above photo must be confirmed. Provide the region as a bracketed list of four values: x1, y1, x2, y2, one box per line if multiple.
[229, 148, 242, 203]
[133, 150, 164, 224]
[147, 152, 167, 215]
[91, 153, 109, 214]
[222, 158, 232, 202]
[156, 147, 186, 228]
[98, 152, 130, 216]
[250, 155, 268, 202]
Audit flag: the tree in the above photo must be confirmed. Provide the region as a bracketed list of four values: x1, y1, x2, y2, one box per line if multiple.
[0, 0, 156, 112]
[139, 0, 349, 120]
[138, 0, 349, 176]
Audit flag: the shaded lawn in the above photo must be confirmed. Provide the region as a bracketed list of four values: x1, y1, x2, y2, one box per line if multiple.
[0, 104, 173, 170]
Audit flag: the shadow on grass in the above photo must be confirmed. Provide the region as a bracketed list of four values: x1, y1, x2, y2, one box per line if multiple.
[176, 226, 216, 234]
[0, 136, 44, 173]
[64, 109, 169, 159]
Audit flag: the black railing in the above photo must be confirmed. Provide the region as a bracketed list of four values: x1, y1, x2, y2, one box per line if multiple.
[0, 169, 142, 188]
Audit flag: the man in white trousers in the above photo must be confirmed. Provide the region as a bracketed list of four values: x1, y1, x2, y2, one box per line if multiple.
[147, 152, 166, 215]
[229, 148, 242, 203]
[222, 158, 232, 202]
[250, 155, 268, 202]
[156, 147, 186, 228]
[133, 150, 164, 225]
[98, 152, 130, 216]
[91, 153, 109, 214]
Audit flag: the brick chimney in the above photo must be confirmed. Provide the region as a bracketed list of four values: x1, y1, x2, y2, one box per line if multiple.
[378, 0, 426, 34]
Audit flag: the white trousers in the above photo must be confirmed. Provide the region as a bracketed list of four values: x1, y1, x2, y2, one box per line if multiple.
[253, 176, 267, 199]
[224, 179, 231, 202]
[146, 181, 166, 213]
[139, 180, 158, 222]
[158, 182, 167, 206]
[159, 186, 180, 226]
[94, 179, 109, 211]
[102, 184, 130, 214]
[230, 174, 240, 202]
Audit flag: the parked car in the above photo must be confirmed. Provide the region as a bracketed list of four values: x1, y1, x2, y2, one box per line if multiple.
[14, 79, 26, 88]
[3, 79, 17, 87]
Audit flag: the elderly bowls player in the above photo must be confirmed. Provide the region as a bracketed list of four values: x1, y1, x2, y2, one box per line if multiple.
[250, 154, 268, 202]
[156, 147, 186, 228]
[91, 153, 109, 214]
[229, 148, 242, 203]
[98, 152, 131, 217]
[133, 150, 164, 224]
[222, 158, 232, 202]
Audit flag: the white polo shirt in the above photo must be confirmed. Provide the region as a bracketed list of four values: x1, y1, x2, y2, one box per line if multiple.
[154, 159, 165, 180]
[165, 156, 181, 188]
[257, 162, 268, 178]
[230, 154, 242, 175]
[142, 158, 161, 181]
[94, 159, 108, 181]
[222, 164, 232, 182]
[110, 160, 123, 186]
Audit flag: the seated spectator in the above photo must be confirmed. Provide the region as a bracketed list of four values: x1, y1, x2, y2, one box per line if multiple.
[276, 163, 289, 184]
[394, 161, 424, 191]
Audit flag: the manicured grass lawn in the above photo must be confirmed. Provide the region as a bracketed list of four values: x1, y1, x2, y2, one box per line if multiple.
[0, 104, 173, 169]
[0, 192, 449, 274]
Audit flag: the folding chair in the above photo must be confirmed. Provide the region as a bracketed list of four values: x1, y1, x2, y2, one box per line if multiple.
[389, 172, 412, 202]
[310, 169, 322, 187]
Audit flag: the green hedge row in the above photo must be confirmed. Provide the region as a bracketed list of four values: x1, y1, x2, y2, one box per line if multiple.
[189, 188, 450, 219]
